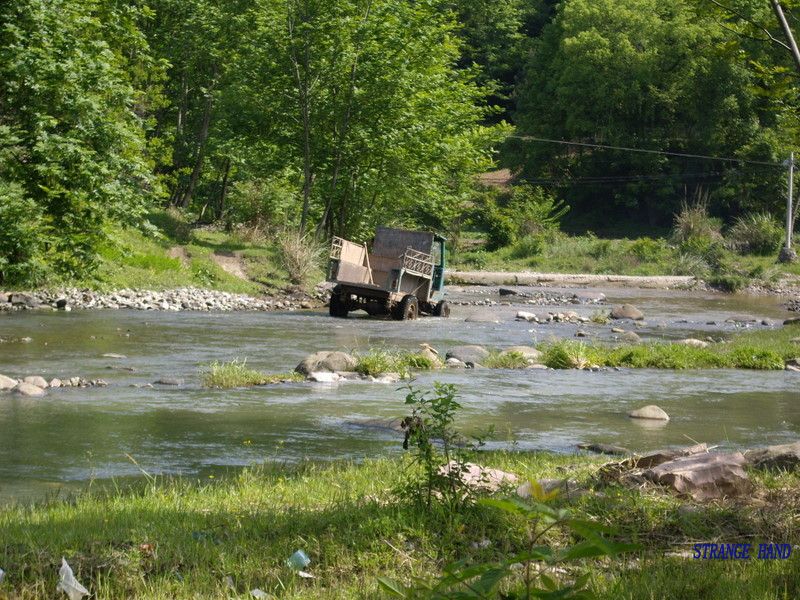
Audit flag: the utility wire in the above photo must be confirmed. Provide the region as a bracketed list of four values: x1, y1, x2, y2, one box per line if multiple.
[507, 135, 784, 168]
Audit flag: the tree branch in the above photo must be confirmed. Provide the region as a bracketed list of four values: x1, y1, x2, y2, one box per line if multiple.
[706, 0, 792, 51]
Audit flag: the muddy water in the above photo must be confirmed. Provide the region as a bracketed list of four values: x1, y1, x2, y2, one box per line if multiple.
[0, 287, 797, 502]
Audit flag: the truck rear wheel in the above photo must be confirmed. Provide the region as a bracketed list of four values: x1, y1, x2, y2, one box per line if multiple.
[433, 300, 450, 318]
[393, 295, 418, 320]
[329, 293, 349, 318]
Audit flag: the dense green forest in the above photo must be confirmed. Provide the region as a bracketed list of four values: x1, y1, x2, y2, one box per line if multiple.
[1, 0, 799, 285]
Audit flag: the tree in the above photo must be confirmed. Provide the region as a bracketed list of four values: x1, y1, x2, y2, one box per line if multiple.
[0, 0, 160, 283]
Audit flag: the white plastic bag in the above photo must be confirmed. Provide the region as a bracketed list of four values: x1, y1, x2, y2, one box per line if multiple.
[57, 558, 89, 600]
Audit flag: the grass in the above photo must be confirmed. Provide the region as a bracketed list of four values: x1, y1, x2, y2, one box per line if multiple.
[202, 359, 303, 388]
[354, 348, 439, 377]
[539, 324, 799, 370]
[62, 209, 296, 294]
[450, 231, 800, 287]
[0, 452, 797, 599]
[482, 350, 529, 369]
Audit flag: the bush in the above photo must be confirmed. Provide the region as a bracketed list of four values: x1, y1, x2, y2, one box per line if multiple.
[225, 175, 298, 234]
[0, 182, 48, 285]
[276, 229, 325, 286]
[708, 272, 747, 292]
[727, 213, 783, 255]
[629, 237, 669, 262]
[509, 234, 544, 259]
[672, 203, 723, 245]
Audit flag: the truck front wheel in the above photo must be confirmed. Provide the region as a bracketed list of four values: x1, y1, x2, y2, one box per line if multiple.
[329, 293, 349, 318]
[393, 295, 418, 320]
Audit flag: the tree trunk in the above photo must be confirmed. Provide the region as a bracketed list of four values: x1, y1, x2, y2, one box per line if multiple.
[179, 90, 213, 209]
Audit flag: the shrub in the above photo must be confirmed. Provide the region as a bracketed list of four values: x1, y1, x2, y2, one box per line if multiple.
[672, 202, 722, 244]
[509, 234, 544, 259]
[276, 229, 325, 286]
[354, 348, 437, 377]
[507, 183, 569, 237]
[707, 272, 746, 292]
[629, 237, 669, 262]
[145, 208, 193, 243]
[727, 213, 783, 255]
[541, 341, 593, 370]
[483, 350, 529, 369]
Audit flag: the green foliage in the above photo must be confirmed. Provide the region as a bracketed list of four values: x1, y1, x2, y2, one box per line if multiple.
[202, 358, 302, 388]
[482, 350, 529, 369]
[672, 204, 723, 246]
[590, 310, 610, 325]
[541, 341, 594, 370]
[354, 349, 437, 377]
[0, 181, 47, 284]
[727, 213, 783, 255]
[0, 0, 161, 284]
[276, 230, 325, 286]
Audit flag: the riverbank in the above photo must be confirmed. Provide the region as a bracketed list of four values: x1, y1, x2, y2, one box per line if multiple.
[0, 452, 797, 599]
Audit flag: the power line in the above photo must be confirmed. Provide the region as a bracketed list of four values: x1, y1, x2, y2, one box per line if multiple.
[525, 172, 726, 185]
[507, 135, 784, 168]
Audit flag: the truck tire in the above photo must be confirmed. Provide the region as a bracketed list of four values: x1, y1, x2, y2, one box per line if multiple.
[329, 293, 349, 318]
[394, 295, 418, 320]
[433, 300, 450, 318]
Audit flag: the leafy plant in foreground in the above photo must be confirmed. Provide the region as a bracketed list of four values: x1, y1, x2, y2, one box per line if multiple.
[379, 482, 638, 599]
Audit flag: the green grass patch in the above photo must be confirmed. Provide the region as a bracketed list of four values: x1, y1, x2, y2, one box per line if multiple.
[539, 325, 797, 370]
[354, 348, 438, 377]
[0, 453, 797, 599]
[482, 350, 529, 369]
[202, 359, 302, 388]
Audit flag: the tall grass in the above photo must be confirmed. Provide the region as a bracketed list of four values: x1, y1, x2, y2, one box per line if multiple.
[277, 229, 325, 286]
[202, 359, 301, 387]
[354, 348, 438, 376]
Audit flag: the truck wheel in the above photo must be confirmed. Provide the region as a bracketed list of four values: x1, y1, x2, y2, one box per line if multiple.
[329, 293, 349, 318]
[433, 300, 450, 318]
[395, 295, 418, 320]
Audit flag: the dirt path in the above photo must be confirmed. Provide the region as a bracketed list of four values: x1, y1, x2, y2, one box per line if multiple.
[211, 251, 250, 280]
[447, 270, 696, 289]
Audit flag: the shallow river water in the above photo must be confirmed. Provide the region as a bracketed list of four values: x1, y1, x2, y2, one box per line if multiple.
[0, 285, 797, 502]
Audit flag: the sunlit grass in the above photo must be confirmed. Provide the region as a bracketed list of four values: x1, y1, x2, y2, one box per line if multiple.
[202, 359, 302, 388]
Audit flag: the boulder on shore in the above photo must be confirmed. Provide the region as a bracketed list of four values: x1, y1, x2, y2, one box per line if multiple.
[643, 452, 750, 501]
[295, 351, 357, 375]
[438, 461, 517, 493]
[629, 405, 669, 421]
[446, 345, 489, 365]
[610, 304, 644, 320]
[745, 442, 800, 470]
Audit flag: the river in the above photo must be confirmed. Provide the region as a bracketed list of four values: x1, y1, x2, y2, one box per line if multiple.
[0, 285, 796, 502]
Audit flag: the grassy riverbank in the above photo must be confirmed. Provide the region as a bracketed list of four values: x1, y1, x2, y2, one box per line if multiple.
[0, 453, 797, 599]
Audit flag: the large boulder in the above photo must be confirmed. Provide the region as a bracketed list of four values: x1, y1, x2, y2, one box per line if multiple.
[9, 293, 37, 307]
[438, 461, 518, 493]
[295, 351, 357, 375]
[643, 452, 750, 501]
[0, 374, 17, 390]
[23, 375, 48, 389]
[625, 443, 708, 469]
[446, 345, 490, 365]
[745, 442, 800, 470]
[610, 304, 644, 320]
[14, 382, 46, 397]
[629, 405, 669, 421]
[578, 442, 630, 456]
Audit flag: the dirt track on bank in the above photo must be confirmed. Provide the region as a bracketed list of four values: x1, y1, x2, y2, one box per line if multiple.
[447, 270, 697, 289]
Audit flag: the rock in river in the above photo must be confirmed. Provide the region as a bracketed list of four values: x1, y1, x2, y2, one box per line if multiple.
[629, 405, 670, 421]
[14, 382, 46, 397]
[0, 374, 17, 390]
[465, 310, 500, 324]
[295, 351, 357, 375]
[501, 346, 542, 363]
[610, 304, 644, 320]
[446, 345, 489, 365]
[154, 377, 184, 386]
[23, 376, 48, 389]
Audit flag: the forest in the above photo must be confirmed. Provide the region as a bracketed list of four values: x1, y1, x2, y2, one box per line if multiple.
[1, 0, 800, 285]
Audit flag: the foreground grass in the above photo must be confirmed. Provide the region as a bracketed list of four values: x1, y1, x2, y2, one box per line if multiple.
[540, 323, 800, 370]
[0, 453, 797, 599]
[354, 349, 439, 377]
[202, 359, 303, 388]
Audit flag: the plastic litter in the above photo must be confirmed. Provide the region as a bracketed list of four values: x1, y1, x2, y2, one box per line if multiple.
[0, 567, 5, 583]
[57, 558, 89, 600]
[286, 549, 310, 571]
[250, 589, 269, 599]
[298, 571, 315, 579]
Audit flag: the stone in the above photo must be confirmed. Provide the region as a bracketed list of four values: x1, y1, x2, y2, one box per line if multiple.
[102, 353, 127, 359]
[611, 327, 625, 334]
[371, 373, 402, 384]
[643, 452, 750, 501]
[55, 298, 68, 309]
[575, 330, 588, 338]
[629, 405, 669, 421]
[23, 376, 48, 389]
[675, 338, 709, 348]
[785, 317, 800, 326]
[578, 442, 630, 456]
[14, 382, 46, 397]
[9, 293, 37, 307]
[0, 374, 17, 390]
[745, 442, 800, 470]
[465, 310, 500, 323]
[778, 246, 798, 263]
[621, 331, 641, 343]
[69, 376, 81, 387]
[446, 345, 490, 365]
[445, 358, 466, 368]
[307, 371, 340, 383]
[625, 443, 709, 469]
[501, 346, 543, 363]
[418, 343, 441, 364]
[499, 288, 518, 296]
[49, 378, 62, 388]
[295, 351, 357, 375]
[438, 461, 518, 493]
[610, 304, 644, 320]
[154, 377, 183, 386]
[516, 311, 536, 322]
